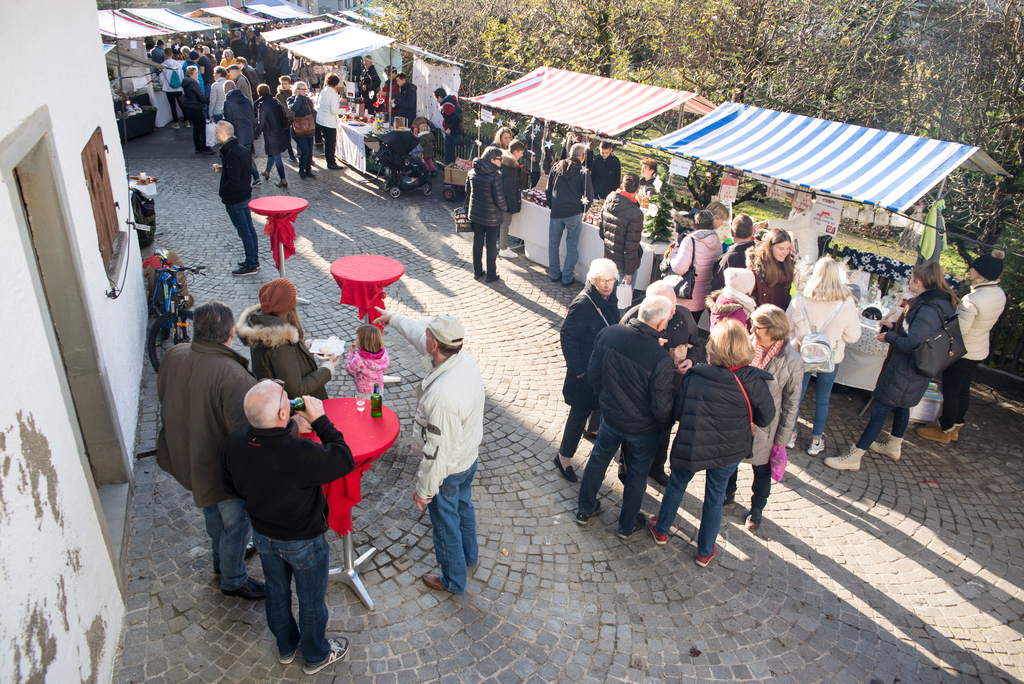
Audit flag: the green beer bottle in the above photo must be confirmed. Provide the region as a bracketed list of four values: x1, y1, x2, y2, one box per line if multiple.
[370, 383, 382, 417]
[289, 397, 305, 414]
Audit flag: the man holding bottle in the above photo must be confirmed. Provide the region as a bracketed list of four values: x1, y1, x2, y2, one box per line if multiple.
[373, 308, 485, 594]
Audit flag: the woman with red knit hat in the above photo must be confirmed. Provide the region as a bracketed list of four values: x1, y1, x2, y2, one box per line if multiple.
[236, 278, 339, 399]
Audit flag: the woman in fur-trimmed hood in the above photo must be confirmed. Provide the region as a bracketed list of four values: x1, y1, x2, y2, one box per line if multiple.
[236, 279, 337, 400]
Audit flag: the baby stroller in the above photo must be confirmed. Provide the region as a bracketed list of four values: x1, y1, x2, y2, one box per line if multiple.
[372, 130, 433, 199]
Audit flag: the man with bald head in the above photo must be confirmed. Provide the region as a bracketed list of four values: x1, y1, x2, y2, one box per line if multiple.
[221, 382, 355, 674]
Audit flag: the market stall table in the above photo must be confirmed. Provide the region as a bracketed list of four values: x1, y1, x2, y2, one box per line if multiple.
[834, 319, 888, 392]
[330, 255, 404, 328]
[337, 121, 375, 174]
[248, 196, 310, 304]
[301, 398, 400, 610]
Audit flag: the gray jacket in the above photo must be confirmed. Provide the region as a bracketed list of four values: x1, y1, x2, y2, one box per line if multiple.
[748, 343, 803, 466]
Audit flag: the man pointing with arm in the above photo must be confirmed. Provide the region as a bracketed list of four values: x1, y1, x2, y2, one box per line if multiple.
[375, 307, 485, 594]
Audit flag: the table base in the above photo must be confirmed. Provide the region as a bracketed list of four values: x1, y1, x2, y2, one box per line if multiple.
[328, 533, 377, 610]
[276, 243, 310, 306]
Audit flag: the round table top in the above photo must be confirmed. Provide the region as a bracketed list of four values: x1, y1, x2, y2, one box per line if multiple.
[330, 255, 405, 285]
[248, 196, 309, 216]
[301, 397, 400, 465]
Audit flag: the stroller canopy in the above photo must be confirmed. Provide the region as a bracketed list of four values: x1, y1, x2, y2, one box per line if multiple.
[377, 130, 420, 156]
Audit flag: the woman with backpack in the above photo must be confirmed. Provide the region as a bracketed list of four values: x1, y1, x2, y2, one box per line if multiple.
[827, 262, 958, 471]
[160, 51, 186, 129]
[786, 257, 861, 454]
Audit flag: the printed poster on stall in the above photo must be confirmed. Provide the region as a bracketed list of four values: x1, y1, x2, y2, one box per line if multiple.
[767, 182, 788, 201]
[480, 108, 494, 123]
[669, 157, 692, 178]
[810, 197, 843, 235]
[793, 190, 814, 211]
[718, 177, 739, 204]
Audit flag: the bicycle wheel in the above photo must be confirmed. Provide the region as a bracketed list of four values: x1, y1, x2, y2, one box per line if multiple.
[147, 309, 194, 372]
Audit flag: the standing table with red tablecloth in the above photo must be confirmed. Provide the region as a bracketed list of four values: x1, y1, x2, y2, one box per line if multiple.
[330, 255, 405, 329]
[248, 196, 308, 277]
[301, 398, 400, 610]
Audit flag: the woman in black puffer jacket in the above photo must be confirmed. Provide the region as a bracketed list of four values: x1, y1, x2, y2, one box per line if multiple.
[650, 318, 775, 567]
[827, 262, 958, 471]
[465, 146, 508, 282]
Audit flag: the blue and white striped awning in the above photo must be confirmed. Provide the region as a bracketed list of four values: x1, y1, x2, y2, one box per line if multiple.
[646, 102, 1010, 212]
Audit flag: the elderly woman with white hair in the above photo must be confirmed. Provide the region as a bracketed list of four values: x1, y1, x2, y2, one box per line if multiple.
[555, 258, 620, 482]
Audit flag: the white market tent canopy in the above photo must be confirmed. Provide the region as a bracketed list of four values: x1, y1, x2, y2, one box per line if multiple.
[97, 10, 168, 39]
[262, 21, 334, 43]
[283, 26, 393, 63]
[186, 6, 265, 25]
[246, 3, 313, 20]
[124, 8, 215, 33]
[103, 44, 166, 70]
[468, 67, 716, 137]
[646, 102, 1011, 213]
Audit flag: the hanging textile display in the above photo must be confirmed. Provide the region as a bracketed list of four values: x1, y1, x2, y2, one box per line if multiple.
[412, 57, 460, 129]
[917, 199, 946, 265]
[819, 238, 960, 289]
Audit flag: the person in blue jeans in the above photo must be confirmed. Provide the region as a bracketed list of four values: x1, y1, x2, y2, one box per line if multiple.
[649, 319, 775, 566]
[576, 294, 676, 538]
[221, 383, 355, 675]
[546, 143, 594, 285]
[215, 121, 260, 276]
[373, 309, 486, 594]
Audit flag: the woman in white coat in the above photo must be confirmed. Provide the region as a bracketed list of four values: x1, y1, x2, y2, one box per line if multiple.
[917, 250, 1007, 444]
[316, 73, 344, 170]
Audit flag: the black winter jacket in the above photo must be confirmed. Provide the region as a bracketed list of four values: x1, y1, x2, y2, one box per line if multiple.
[465, 157, 508, 227]
[546, 157, 594, 219]
[500, 152, 528, 214]
[588, 318, 675, 435]
[591, 153, 622, 200]
[218, 137, 253, 206]
[254, 95, 290, 156]
[221, 415, 355, 541]
[439, 94, 462, 136]
[670, 364, 775, 473]
[599, 191, 644, 275]
[709, 240, 756, 292]
[223, 89, 255, 146]
[873, 289, 955, 408]
[182, 77, 208, 110]
[620, 303, 699, 390]
[560, 282, 619, 410]
[393, 82, 417, 121]
[230, 38, 250, 61]
[360, 64, 381, 102]
[287, 93, 315, 137]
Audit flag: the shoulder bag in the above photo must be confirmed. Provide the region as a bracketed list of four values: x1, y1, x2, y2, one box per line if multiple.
[913, 301, 966, 377]
[672, 235, 698, 300]
[291, 96, 315, 136]
[727, 369, 755, 437]
[277, 100, 296, 127]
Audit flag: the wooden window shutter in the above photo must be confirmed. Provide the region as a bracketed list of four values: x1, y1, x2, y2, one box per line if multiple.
[81, 127, 119, 271]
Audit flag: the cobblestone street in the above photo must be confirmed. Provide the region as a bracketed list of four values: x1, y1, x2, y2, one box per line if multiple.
[117, 129, 1024, 684]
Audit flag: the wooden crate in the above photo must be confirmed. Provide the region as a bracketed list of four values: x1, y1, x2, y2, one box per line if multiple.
[445, 167, 468, 186]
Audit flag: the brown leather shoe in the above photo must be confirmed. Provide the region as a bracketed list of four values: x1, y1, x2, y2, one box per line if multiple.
[916, 423, 951, 444]
[422, 573, 449, 592]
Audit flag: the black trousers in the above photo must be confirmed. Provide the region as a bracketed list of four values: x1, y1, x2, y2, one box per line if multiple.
[472, 222, 498, 279]
[725, 462, 773, 513]
[940, 357, 980, 430]
[166, 92, 183, 123]
[316, 123, 337, 167]
[559, 405, 591, 459]
[184, 108, 206, 151]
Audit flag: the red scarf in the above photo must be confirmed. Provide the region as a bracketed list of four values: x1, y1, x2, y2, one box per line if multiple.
[751, 337, 784, 370]
[618, 190, 638, 204]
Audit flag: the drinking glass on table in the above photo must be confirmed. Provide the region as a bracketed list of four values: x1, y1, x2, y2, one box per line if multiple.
[356, 392, 370, 411]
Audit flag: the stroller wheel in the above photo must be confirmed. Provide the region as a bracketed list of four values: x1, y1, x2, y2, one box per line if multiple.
[422, 182, 432, 196]
[389, 186, 401, 199]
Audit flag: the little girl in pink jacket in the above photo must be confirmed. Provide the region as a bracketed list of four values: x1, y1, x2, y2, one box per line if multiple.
[345, 325, 390, 394]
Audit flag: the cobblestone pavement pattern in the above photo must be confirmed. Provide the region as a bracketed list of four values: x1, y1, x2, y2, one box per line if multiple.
[117, 130, 1024, 684]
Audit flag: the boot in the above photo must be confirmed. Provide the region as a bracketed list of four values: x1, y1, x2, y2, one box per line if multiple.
[276, 179, 288, 188]
[951, 424, 963, 442]
[916, 423, 951, 444]
[825, 445, 864, 471]
[869, 435, 903, 461]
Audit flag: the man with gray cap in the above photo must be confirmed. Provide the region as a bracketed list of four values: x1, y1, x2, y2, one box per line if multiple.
[373, 307, 484, 594]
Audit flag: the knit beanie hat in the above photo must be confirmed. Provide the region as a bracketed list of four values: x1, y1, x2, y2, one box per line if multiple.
[258, 278, 297, 315]
[725, 267, 756, 295]
[972, 249, 1004, 281]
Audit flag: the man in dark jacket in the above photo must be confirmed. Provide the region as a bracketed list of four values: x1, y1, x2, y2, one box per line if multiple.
[576, 295, 676, 538]
[547, 143, 595, 286]
[222, 85, 259, 185]
[182, 66, 213, 153]
[360, 55, 381, 114]
[222, 384, 353, 675]
[465, 147, 508, 282]
[709, 213, 756, 292]
[391, 73, 417, 122]
[157, 300, 265, 600]
[434, 88, 462, 166]
[215, 121, 260, 275]
[591, 141, 622, 200]
[230, 31, 250, 61]
[226, 63, 252, 103]
[498, 141, 528, 259]
[598, 173, 644, 289]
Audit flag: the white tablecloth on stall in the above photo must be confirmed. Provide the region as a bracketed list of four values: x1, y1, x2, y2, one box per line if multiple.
[337, 122, 373, 174]
[508, 200, 658, 288]
[152, 90, 173, 128]
[834, 320, 888, 391]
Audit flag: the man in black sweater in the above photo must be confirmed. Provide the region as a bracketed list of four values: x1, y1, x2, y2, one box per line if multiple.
[546, 142, 595, 286]
[221, 381, 355, 675]
[709, 213, 756, 292]
[591, 141, 622, 201]
[214, 121, 259, 276]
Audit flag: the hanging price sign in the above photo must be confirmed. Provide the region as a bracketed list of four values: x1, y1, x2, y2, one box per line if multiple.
[480, 108, 494, 123]
[793, 189, 814, 211]
[718, 177, 739, 204]
[767, 182, 788, 201]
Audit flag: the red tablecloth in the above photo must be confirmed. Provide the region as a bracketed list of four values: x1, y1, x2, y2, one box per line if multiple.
[330, 255, 405, 328]
[300, 398, 400, 535]
[248, 196, 309, 270]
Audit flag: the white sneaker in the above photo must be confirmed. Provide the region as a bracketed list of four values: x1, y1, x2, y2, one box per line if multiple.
[303, 637, 348, 675]
[787, 431, 797, 449]
[499, 248, 517, 259]
[807, 437, 825, 456]
[824, 446, 864, 471]
[868, 435, 903, 461]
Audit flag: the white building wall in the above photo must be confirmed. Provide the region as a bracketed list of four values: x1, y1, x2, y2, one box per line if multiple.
[0, 0, 147, 681]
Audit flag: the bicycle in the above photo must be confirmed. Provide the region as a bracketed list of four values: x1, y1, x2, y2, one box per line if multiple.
[147, 262, 206, 372]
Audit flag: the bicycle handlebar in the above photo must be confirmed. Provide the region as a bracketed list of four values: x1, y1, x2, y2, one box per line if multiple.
[154, 265, 207, 275]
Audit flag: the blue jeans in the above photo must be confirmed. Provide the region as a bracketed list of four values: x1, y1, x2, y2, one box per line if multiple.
[548, 214, 583, 284]
[265, 153, 285, 179]
[856, 401, 910, 449]
[225, 202, 259, 267]
[213, 113, 223, 123]
[444, 132, 461, 166]
[201, 498, 252, 591]
[798, 368, 839, 439]
[251, 531, 331, 664]
[655, 462, 739, 558]
[427, 460, 479, 594]
[294, 134, 313, 175]
[578, 422, 662, 533]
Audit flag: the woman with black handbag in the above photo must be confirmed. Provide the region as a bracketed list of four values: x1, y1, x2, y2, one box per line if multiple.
[669, 210, 721, 317]
[827, 262, 958, 471]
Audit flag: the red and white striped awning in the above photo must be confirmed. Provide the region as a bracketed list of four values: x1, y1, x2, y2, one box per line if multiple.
[467, 67, 715, 136]
[97, 10, 169, 38]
